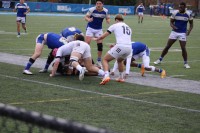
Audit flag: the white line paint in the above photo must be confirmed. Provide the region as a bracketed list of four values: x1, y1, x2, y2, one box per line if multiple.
[1, 74, 200, 113]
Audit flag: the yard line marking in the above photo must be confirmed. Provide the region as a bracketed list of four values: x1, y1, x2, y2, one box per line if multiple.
[9, 91, 170, 105]
[1, 74, 200, 113]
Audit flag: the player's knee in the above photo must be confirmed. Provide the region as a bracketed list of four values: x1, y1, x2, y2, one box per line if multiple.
[69, 56, 79, 66]
[97, 43, 103, 51]
[29, 58, 35, 64]
[149, 66, 155, 72]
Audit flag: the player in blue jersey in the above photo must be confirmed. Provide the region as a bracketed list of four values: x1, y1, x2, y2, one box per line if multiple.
[111, 42, 166, 78]
[84, 0, 110, 68]
[13, 0, 30, 37]
[154, 2, 193, 69]
[23, 33, 67, 75]
[39, 27, 84, 73]
[136, 2, 145, 23]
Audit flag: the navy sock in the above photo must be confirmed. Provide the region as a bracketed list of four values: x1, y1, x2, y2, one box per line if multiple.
[97, 57, 101, 62]
[44, 63, 50, 70]
[137, 64, 142, 68]
[159, 57, 163, 61]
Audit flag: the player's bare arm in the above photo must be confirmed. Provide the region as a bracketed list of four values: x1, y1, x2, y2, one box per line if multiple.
[187, 20, 193, 36]
[84, 14, 93, 22]
[170, 19, 177, 30]
[50, 58, 60, 77]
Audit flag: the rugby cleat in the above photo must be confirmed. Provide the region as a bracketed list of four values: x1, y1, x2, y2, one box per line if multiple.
[160, 70, 166, 78]
[154, 59, 162, 65]
[23, 70, 33, 75]
[184, 64, 190, 69]
[96, 61, 103, 69]
[79, 67, 86, 81]
[140, 64, 145, 76]
[100, 77, 110, 85]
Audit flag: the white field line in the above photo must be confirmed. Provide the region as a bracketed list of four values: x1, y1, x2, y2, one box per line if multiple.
[1, 74, 200, 113]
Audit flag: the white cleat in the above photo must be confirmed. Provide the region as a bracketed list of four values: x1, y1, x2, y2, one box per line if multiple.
[23, 70, 33, 75]
[17, 35, 20, 38]
[154, 59, 161, 65]
[184, 64, 191, 69]
[79, 67, 86, 81]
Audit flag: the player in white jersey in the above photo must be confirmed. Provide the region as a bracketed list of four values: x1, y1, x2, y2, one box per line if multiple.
[136, 2, 145, 23]
[50, 35, 105, 81]
[13, 0, 30, 37]
[84, 0, 110, 68]
[154, 2, 193, 69]
[93, 14, 132, 85]
[111, 42, 166, 78]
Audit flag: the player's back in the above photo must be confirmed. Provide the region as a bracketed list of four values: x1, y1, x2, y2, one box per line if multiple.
[132, 42, 147, 55]
[46, 33, 66, 49]
[61, 27, 82, 38]
[111, 22, 132, 46]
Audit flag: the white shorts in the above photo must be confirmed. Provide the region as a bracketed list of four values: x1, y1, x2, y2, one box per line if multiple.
[72, 43, 91, 59]
[169, 31, 187, 41]
[138, 12, 144, 16]
[85, 27, 103, 37]
[108, 45, 132, 59]
[16, 17, 26, 23]
[133, 49, 150, 68]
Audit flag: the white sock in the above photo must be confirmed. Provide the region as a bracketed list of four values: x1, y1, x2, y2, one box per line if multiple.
[98, 69, 105, 76]
[104, 71, 109, 77]
[76, 65, 82, 72]
[112, 60, 118, 72]
[119, 72, 124, 79]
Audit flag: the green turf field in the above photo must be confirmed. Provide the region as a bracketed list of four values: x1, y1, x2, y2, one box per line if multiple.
[0, 13, 200, 133]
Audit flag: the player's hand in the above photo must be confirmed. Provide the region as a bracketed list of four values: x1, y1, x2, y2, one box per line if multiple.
[92, 37, 98, 41]
[88, 17, 93, 22]
[172, 25, 178, 30]
[186, 30, 190, 36]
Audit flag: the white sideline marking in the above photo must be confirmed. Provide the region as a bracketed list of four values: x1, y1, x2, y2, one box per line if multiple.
[1, 74, 200, 113]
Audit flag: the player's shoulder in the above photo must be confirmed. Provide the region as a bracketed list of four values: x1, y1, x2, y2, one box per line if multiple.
[89, 7, 96, 12]
[102, 7, 108, 12]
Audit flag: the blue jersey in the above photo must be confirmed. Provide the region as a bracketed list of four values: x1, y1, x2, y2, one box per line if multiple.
[46, 33, 65, 49]
[15, 3, 29, 17]
[132, 42, 147, 55]
[137, 5, 145, 13]
[171, 10, 193, 33]
[86, 7, 109, 29]
[61, 27, 82, 38]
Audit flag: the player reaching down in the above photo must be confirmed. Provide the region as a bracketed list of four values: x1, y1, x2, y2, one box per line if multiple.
[93, 14, 132, 85]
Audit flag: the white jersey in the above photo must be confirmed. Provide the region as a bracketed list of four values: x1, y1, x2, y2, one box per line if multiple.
[56, 43, 74, 58]
[107, 22, 132, 47]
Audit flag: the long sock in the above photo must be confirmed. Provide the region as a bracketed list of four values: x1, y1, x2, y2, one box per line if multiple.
[158, 69, 163, 73]
[112, 60, 118, 72]
[159, 57, 163, 61]
[44, 63, 50, 70]
[98, 69, 105, 76]
[76, 65, 82, 72]
[25, 58, 35, 70]
[97, 57, 101, 62]
[184, 61, 187, 64]
[119, 72, 124, 79]
[104, 71, 109, 78]
[137, 64, 142, 68]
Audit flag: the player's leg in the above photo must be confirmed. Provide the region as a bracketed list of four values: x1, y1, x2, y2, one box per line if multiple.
[23, 43, 44, 75]
[16, 17, 21, 37]
[21, 17, 27, 33]
[141, 14, 144, 23]
[154, 39, 176, 64]
[116, 58, 125, 82]
[180, 40, 190, 68]
[95, 30, 104, 68]
[23, 34, 45, 75]
[39, 50, 55, 73]
[138, 14, 140, 23]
